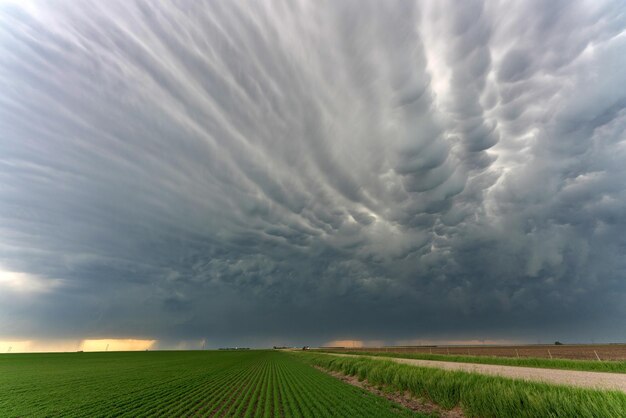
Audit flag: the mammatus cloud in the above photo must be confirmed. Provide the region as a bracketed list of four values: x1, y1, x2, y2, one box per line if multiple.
[1, 0, 625, 349]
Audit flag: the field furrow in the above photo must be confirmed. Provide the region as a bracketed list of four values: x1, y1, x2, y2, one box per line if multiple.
[0, 350, 423, 417]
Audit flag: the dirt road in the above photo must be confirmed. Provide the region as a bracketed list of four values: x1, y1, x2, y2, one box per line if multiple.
[323, 352, 626, 393]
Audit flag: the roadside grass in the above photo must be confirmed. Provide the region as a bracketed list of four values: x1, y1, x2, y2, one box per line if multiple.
[317, 350, 626, 373]
[300, 352, 626, 418]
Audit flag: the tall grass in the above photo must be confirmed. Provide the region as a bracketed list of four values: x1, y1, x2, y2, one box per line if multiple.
[301, 353, 626, 417]
[317, 350, 626, 373]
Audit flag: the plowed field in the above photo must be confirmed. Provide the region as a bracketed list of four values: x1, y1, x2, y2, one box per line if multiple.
[322, 344, 626, 361]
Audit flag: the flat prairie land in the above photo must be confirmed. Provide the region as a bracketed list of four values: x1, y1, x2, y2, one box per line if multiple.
[321, 343, 626, 361]
[0, 350, 422, 417]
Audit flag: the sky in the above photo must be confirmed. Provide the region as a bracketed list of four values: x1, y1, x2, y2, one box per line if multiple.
[1, 0, 626, 352]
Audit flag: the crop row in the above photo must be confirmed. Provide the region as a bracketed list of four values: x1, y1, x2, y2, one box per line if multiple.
[0, 350, 422, 417]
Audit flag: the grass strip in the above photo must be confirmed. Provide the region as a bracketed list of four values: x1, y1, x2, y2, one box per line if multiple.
[318, 350, 626, 374]
[301, 353, 626, 417]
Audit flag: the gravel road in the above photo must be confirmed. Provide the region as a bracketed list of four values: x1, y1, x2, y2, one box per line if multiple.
[323, 352, 626, 393]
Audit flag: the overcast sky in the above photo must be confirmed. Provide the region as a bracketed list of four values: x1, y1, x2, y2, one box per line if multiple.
[1, 0, 626, 350]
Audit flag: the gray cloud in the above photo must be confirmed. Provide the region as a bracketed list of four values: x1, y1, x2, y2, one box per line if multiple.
[1, 0, 625, 347]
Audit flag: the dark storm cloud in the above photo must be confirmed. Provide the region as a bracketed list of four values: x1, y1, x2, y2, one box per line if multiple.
[1, 0, 625, 347]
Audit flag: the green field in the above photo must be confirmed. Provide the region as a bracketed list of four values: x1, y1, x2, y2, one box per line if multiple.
[4, 350, 626, 417]
[318, 350, 626, 373]
[302, 353, 626, 417]
[0, 350, 422, 417]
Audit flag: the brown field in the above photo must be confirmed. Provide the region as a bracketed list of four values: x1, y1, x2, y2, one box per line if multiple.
[319, 344, 626, 361]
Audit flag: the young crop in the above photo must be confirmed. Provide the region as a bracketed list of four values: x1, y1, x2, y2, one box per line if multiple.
[0, 350, 424, 417]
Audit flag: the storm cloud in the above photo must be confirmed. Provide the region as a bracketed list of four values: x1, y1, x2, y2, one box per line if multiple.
[1, 0, 625, 348]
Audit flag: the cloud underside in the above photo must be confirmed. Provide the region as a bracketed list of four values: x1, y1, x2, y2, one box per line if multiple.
[1, 0, 626, 345]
